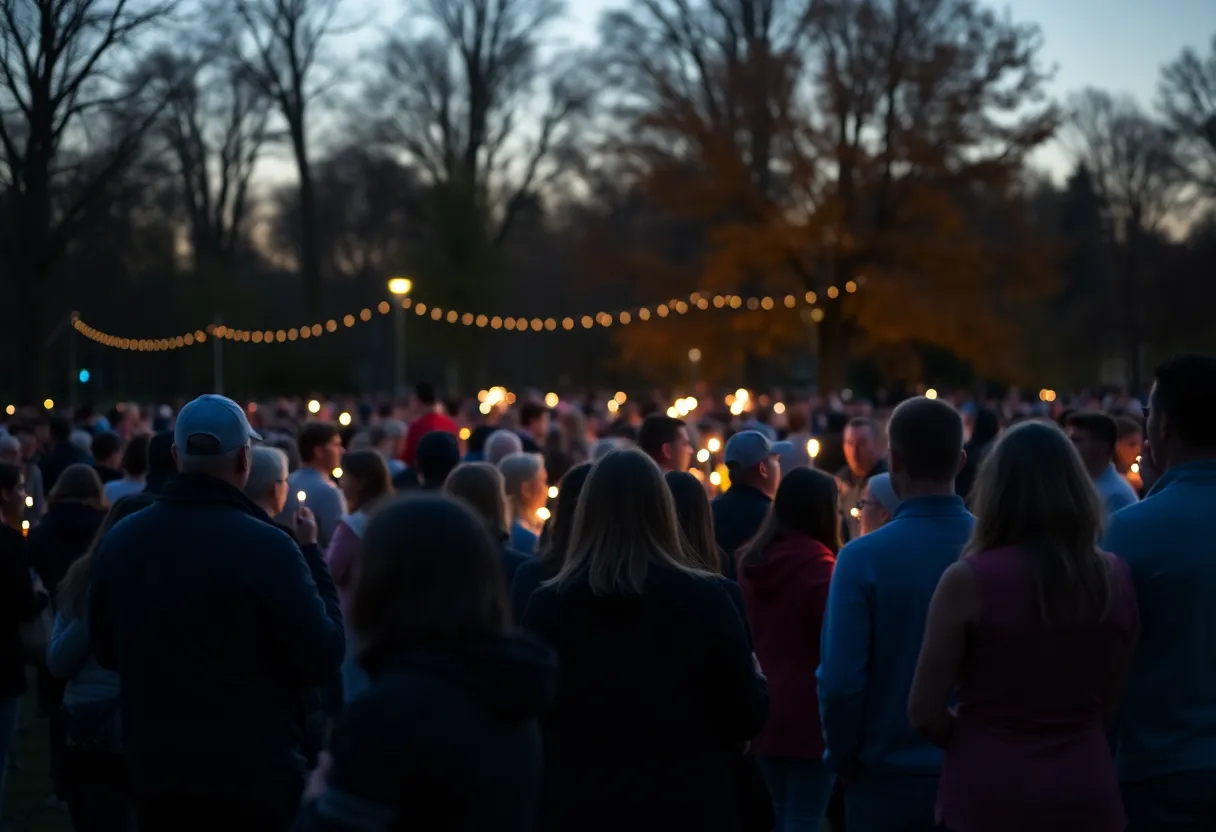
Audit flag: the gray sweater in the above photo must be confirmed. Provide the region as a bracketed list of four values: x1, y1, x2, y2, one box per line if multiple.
[47, 608, 121, 710]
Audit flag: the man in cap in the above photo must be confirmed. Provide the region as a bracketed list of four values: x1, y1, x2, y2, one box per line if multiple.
[90, 394, 345, 831]
[711, 430, 792, 581]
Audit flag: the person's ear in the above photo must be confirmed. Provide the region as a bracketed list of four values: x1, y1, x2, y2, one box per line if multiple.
[237, 446, 251, 474]
[955, 448, 967, 476]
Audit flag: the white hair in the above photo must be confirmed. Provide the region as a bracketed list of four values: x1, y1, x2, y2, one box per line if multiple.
[485, 429, 524, 466]
[244, 446, 288, 503]
[591, 437, 625, 461]
[498, 452, 544, 522]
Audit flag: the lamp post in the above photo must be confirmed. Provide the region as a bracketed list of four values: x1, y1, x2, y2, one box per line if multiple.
[688, 347, 702, 393]
[387, 277, 413, 396]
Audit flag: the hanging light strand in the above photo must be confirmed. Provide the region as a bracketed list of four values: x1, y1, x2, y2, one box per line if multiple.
[70, 280, 864, 352]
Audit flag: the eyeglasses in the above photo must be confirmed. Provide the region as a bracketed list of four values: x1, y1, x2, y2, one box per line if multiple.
[855, 498, 873, 511]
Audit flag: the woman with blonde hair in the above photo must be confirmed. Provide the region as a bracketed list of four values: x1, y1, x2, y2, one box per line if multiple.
[522, 449, 769, 832]
[445, 462, 529, 585]
[908, 421, 1139, 832]
[499, 452, 548, 556]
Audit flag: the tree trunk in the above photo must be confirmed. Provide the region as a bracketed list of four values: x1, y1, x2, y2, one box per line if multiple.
[291, 124, 323, 320]
[816, 300, 848, 393]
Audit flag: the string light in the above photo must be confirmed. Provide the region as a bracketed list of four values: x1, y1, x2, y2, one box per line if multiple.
[70, 283, 865, 352]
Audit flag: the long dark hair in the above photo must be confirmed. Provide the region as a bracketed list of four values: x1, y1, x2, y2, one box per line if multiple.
[739, 467, 840, 565]
[967, 421, 1111, 627]
[58, 497, 150, 618]
[539, 463, 592, 568]
[353, 496, 510, 669]
[664, 471, 722, 574]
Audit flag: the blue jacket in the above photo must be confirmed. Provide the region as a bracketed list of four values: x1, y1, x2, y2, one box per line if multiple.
[818, 494, 973, 775]
[91, 473, 345, 793]
[1102, 460, 1216, 782]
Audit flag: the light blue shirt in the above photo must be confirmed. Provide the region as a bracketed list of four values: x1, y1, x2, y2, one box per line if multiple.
[818, 494, 974, 775]
[1096, 464, 1139, 517]
[1102, 460, 1216, 781]
[280, 468, 347, 548]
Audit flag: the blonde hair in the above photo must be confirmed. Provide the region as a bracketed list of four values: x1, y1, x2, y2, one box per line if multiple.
[967, 421, 1112, 626]
[551, 449, 711, 596]
[445, 463, 510, 536]
[498, 452, 544, 527]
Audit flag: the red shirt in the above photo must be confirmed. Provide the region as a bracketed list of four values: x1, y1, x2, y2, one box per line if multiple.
[401, 411, 459, 466]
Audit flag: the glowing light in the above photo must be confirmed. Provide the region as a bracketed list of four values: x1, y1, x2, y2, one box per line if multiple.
[666, 406, 679, 418]
[850, 506, 861, 519]
[1039, 388, 1057, 403]
[1130, 463, 1140, 474]
[606, 400, 619, 413]
[21, 520, 29, 531]
[708, 437, 722, 453]
[479, 402, 492, 415]
[387, 277, 413, 296]
[773, 402, 786, 415]
[307, 399, 321, 414]
[297, 491, 307, 503]
[684, 397, 698, 411]
[807, 438, 821, 458]
[697, 449, 710, 464]
[536, 506, 551, 522]
[4, 405, 13, 416]
[459, 427, 471, 441]
[614, 391, 627, 404]
[688, 347, 702, 363]
[25, 496, 34, 508]
[925, 389, 938, 400]
[338, 412, 352, 427]
[332, 468, 343, 479]
[709, 471, 722, 486]
[548, 486, 559, 499]
[43, 399, 54, 410]
[544, 392, 559, 408]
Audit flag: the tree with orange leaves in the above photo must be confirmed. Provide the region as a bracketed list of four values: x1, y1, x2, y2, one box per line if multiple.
[590, 0, 1060, 389]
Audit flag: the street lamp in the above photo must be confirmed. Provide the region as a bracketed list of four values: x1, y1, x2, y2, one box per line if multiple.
[388, 277, 413, 396]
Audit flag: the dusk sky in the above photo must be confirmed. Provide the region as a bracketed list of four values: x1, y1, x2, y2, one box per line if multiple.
[273, 0, 1214, 185]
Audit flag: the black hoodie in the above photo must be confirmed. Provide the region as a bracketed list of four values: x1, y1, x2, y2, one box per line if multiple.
[293, 635, 556, 832]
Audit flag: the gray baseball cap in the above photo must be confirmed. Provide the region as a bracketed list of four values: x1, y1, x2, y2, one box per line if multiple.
[174, 394, 262, 455]
[724, 430, 793, 470]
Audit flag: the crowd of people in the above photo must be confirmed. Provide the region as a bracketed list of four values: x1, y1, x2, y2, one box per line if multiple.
[0, 355, 1213, 831]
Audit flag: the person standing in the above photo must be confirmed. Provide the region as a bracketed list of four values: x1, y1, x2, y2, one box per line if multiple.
[637, 414, 693, 474]
[737, 468, 841, 832]
[400, 382, 458, 468]
[281, 421, 347, 548]
[818, 397, 972, 832]
[90, 394, 345, 832]
[713, 431, 790, 581]
[908, 421, 1138, 831]
[1065, 411, 1140, 517]
[838, 418, 887, 541]
[1102, 355, 1216, 829]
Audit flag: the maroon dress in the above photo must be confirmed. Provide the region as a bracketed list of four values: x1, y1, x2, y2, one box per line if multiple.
[937, 547, 1138, 832]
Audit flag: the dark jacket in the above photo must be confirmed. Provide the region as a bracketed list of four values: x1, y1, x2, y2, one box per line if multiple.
[0, 525, 49, 696]
[737, 530, 835, 759]
[522, 564, 769, 832]
[712, 484, 773, 581]
[41, 441, 93, 493]
[292, 635, 556, 832]
[90, 473, 345, 794]
[27, 501, 107, 597]
[509, 557, 559, 624]
[497, 534, 529, 589]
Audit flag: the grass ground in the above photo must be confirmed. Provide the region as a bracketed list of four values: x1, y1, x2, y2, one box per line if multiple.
[4, 691, 73, 832]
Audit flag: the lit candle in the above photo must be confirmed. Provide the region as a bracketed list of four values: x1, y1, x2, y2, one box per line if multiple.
[297, 491, 307, 503]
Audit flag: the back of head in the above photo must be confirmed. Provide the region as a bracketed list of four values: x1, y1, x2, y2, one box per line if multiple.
[91, 431, 123, 464]
[519, 401, 547, 430]
[370, 419, 407, 447]
[664, 470, 720, 573]
[416, 431, 460, 486]
[499, 452, 543, 498]
[887, 397, 964, 487]
[341, 449, 393, 509]
[244, 446, 288, 506]
[57, 495, 153, 617]
[145, 432, 177, 491]
[1150, 354, 1216, 458]
[70, 430, 93, 456]
[297, 421, 340, 466]
[445, 462, 510, 535]
[266, 436, 301, 474]
[638, 414, 683, 464]
[968, 421, 1108, 626]
[1065, 410, 1118, 460]
[542, 463, 593, 567]
[120, 434, 151, 478]
[485, 429, 524, 466]
[353, 495, 509, 668]
[741, 467, 840, 565]
[557, 449, 700, 595]
[49, 463, 105, 508]
[414, 381, 438, 407]
[786, 404, 810, 434]
[971, 408, 1001, 446]
[174, 394, 262, 487]
[50, 416, 72, 443]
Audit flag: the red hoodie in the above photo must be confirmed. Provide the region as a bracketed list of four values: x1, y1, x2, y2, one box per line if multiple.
[737, 529, 836, 759]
